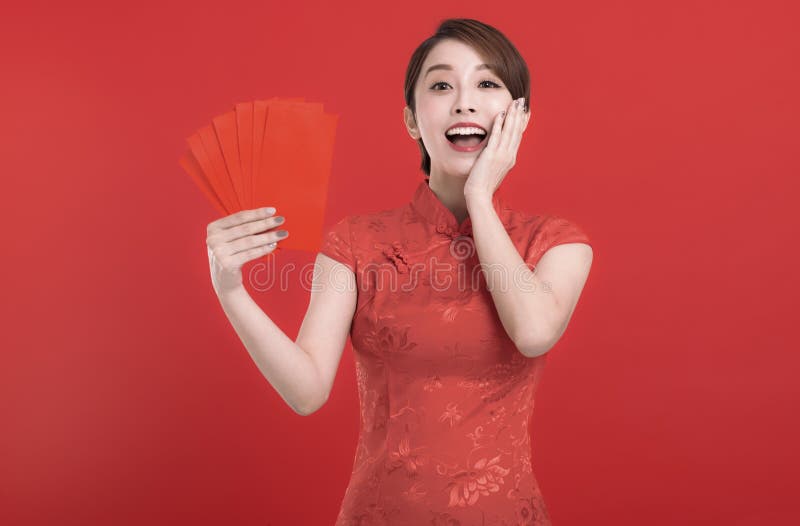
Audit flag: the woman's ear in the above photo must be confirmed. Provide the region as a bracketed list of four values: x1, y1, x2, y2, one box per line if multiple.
[403, 106, 421, 140]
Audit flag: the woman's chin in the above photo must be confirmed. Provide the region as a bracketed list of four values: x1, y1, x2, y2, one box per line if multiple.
[452, 159, 476, 175]
[431, 156, 476, 177]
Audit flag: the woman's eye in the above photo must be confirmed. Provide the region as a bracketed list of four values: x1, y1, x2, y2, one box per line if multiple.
[430, 80, 501, 90]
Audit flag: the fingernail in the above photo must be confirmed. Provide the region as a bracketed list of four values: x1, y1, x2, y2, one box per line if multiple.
[274, 216, 285, 224]
[264, 207, 276, 214]
[277, 230, 288, 237]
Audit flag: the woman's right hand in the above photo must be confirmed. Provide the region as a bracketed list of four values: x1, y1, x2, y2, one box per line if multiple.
[206, 207, 288, 296]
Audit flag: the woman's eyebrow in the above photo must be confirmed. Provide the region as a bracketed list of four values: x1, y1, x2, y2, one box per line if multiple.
[424, 63, 494, 78]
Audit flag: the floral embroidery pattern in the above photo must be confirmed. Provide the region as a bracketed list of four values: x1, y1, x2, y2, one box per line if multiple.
[438, 402, 464, 428]
[361, 325, 417, 354]
[514, 492, 550, 525]
[466, 425, 487, 448]
[366, 216, 388, 233]
[321, 181, 587, 525]
[458, 352, 531, 404]
[359, 386, 388, 433]
[387, 436, 428, 476]
[436, 278, 481, 323]
[402, 481, 427, 502]
[422, 374, 443, 392]
[446, 455, 511, 507]
[338, 501, 400, 525]
[430, 511, 464, 525]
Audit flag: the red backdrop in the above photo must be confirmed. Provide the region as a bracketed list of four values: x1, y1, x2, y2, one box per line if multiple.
[2, 1, 798, 524]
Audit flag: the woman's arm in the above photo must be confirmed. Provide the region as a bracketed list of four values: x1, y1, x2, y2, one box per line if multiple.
[466, 195, 593, 357]
[215, 253, 356, 415]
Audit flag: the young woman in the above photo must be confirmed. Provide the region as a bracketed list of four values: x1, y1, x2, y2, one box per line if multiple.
[206, 18, 593, 526]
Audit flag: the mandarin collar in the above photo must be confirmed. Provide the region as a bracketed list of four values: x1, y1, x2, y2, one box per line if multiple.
[410, 177, 505, 238]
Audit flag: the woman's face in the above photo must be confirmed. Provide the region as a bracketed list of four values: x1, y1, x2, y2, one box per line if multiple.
[405, 38, 514, 177]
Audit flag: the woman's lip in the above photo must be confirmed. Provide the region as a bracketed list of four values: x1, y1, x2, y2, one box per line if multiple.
[446, 134, 488, 153]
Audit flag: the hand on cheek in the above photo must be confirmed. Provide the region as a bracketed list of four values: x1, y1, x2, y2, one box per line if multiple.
[464, 97, 529, 199]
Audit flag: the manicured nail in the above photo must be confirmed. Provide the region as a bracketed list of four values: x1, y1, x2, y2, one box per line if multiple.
[277, 230, 288, 237]
[274, 216, 285, 224]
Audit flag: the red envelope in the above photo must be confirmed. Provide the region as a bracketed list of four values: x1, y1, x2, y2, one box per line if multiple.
[234, 102, 254, 209]
[179, 97, 339, 254]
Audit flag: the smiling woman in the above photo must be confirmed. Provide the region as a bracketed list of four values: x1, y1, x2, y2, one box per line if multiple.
[206, 16, 592, 526]
[403, 19, 531, 177]
[320, 19, 589, 526]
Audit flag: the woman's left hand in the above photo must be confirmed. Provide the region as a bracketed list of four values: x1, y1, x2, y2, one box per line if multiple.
[464, 97, 530, 201]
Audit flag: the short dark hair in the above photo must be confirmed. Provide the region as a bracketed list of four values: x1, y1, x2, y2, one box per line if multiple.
[404, 18, 531, 176]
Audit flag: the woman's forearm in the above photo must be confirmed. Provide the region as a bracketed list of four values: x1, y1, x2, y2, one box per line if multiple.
[215, 285, 323, 415]
[466, 193, 555, 357]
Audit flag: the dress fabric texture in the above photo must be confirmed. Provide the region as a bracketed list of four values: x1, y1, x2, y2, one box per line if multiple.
[319, 179, 591, 526]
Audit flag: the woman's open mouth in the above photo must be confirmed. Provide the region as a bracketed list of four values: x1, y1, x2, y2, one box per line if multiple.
[445, 131, 488, 153]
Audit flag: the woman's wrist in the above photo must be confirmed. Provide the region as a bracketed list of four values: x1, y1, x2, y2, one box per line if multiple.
[215, 283, 249, 304]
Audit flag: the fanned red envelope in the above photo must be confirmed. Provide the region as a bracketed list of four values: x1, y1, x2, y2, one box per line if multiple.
[179, 97, 339, 253]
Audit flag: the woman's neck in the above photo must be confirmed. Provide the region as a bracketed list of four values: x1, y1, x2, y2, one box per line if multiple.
[427, 171, 469, 224]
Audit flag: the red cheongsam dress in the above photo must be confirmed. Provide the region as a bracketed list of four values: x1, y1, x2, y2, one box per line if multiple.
[319, 178, 592, 526]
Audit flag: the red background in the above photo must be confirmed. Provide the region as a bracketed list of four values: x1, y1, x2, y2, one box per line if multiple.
[2, 1, 798, 524]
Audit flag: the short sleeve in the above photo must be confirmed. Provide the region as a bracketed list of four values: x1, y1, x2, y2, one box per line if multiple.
[319, 216, 356, 273]
[524, 215, 592, 268]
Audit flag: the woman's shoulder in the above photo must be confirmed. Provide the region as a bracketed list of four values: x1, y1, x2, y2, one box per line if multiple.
[498, 196, 587, 230]
[498, 199, 592, 249]
[495, 200, 547, 240]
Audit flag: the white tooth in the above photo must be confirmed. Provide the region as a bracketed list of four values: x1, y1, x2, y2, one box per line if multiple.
[446, 127, 486, 136]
